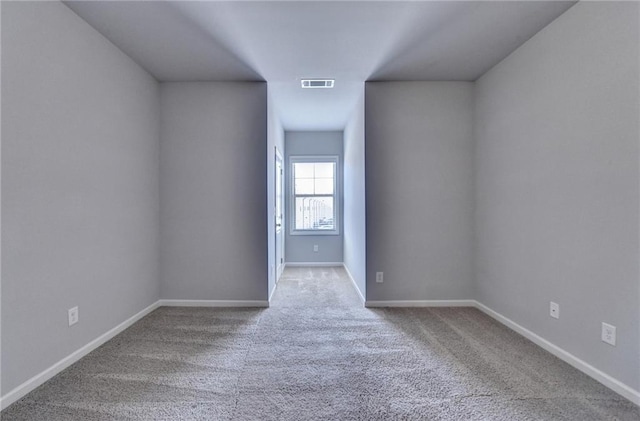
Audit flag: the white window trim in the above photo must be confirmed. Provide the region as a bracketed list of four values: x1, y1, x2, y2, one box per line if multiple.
[289, 155, 340, 236]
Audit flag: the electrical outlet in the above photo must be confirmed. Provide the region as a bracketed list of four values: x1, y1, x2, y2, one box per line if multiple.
[313, 245, 318, 252]
[549, 302, 559, 319]
[376, 272, 384, 283]
[602, 322, 616, 346]
[68, 306, 79, 327]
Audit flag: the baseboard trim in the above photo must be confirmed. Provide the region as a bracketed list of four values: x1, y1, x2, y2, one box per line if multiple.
[474, 300, 640, 406]
[0, 301, 160, 411]
[4, 297, 637, 409]
[158, 299, 269, 308]
[1, 298, 267, 409]
[342, 264, 365, 304]
[284, 262, 344, 267]
[365, 300, 476, 308]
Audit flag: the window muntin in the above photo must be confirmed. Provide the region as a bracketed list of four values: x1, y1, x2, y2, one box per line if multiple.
[291, 157, 338, 234]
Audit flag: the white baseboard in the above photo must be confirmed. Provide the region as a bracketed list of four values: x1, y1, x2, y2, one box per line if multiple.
[284, 262, 344, 267]
[365, 298, 639, 404]
[365, 300, 476, 308]
[474, 300, 640, 406]
[342, 264, 365, 304]
[158, 299, 269, 308]
[0, 301, 160, 411]
[0, 298, 268, 410]
[3, 297, 637, 410]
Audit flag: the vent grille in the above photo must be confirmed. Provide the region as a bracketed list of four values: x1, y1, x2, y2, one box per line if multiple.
[301, 79, 335, 89]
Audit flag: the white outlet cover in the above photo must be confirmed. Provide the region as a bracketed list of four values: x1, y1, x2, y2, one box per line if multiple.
[376, 272, 383, 283]
[601, 322, 616, 346]
[68, 307, 79, 326]
[550, 302, 559, 319]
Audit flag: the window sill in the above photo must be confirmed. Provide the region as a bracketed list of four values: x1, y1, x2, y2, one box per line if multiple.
[290, 230, 340, 236]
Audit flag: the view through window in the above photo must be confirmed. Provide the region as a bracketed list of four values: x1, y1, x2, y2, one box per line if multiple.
[292, 158, 337, 232]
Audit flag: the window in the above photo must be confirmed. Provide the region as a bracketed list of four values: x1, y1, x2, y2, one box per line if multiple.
[291, 156, 339, 235]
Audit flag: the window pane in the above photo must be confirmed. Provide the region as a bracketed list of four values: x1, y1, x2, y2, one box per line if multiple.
[294, 163, 314, 178]
[295, 179, 314, 195]
[314, 163, 334, 178]
[314, 179, 333, 194]
[295, 197, 334, 230]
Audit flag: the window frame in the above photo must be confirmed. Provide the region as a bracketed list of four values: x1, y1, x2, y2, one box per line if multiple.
[289, 155, 340, 236]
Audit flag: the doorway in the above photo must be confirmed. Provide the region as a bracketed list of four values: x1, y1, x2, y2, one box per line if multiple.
[275, 147, 285, 280]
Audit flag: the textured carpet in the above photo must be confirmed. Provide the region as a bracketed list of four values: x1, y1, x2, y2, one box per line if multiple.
[2, 267, 638, 420]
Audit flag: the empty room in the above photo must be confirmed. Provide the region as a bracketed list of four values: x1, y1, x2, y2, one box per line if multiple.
[1, 1, 639, 419]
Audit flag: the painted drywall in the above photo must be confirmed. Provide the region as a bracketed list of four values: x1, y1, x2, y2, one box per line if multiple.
[343, 85, 366, 298]
[365, 82, 474, 301]
[285, 131, 344, 263]
[267, 88, 285, 298]
[474, 1, 640, 392]
[159, 82, 268, 301]
[2, 1, 159, 394]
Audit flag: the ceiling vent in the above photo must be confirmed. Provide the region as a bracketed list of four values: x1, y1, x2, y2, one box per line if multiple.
[301, 79, 335, 89]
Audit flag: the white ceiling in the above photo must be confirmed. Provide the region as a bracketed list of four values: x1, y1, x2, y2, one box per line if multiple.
[64, 1, 576, 131]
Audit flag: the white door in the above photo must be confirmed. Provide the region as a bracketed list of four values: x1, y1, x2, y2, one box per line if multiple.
[275, 148, 285, 280]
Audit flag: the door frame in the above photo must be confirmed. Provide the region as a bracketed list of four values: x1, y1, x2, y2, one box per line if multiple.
[275, 147, 285, 281]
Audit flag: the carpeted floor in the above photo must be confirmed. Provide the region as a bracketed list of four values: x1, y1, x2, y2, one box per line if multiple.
[2, 267, 638, 420]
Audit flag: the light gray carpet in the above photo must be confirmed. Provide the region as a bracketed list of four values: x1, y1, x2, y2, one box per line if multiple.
[2, 267, 638, 420]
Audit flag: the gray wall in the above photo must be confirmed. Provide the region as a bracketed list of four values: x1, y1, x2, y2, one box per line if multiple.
[474, 1, 640, 391]
[285, 131, 344, 263]
[2, 1, 160, 393]
[343, 86, 366, 297]
[365, 82, 474, 301]
[267, 88, 285, 297]
[159, 82, 268, 301]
